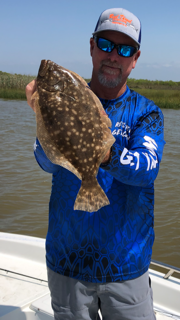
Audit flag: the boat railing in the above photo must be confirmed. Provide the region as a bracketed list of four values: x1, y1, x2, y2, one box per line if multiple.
[151, 259, 180, 279]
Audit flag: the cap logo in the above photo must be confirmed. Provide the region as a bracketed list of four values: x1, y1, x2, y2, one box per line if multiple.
[109, 14, 132, 27]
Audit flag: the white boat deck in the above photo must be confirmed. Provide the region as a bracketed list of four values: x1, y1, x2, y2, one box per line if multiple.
[0, 233, 180, 320]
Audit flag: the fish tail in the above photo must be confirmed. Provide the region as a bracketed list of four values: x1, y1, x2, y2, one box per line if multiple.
[74, 177, 110, 212]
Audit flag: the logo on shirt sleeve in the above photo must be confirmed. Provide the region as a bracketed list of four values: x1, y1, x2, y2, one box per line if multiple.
[112, 121, 131, 140]
[120, 148, 140, 171]
[142, 136, 158, 171]
[120, 136, 158, 171]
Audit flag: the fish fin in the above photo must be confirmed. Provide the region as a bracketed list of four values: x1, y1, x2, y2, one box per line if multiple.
[31, 91, 38, 100]
[101, 114, 112, 128]
[98, 123, 115, 162]
[94, 126, 115, 176]
[74, 177, 109, 212]
[94, 107, 115, 174]
[87, 91, 115, 173]
[35, 95, 82, 180]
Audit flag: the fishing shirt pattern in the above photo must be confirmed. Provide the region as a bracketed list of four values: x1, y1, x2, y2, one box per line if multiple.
[34, 86, 165, 283]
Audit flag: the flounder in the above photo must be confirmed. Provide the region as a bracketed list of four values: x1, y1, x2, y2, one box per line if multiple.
[33, 59, 115, 212]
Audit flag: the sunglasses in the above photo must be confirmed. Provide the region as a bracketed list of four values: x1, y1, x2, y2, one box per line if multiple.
[94, 36, 138, 58]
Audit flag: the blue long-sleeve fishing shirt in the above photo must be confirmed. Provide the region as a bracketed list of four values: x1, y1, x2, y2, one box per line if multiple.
[34, 86, 165, 282]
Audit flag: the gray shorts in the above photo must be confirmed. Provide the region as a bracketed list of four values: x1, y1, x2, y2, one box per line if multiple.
[47, 267, 156, 320]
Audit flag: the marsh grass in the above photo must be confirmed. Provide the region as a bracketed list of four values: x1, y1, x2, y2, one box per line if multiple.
[0, 71, 34, 89]
[130, 88, 180, 109]
[0, 71, 180, 109]
[0, 88, 26, 100]
[127, 78, 180, 90]
[127, 79, 180, 108]
[0, 71, 34, 100]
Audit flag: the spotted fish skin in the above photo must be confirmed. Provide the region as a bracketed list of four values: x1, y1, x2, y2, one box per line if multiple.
[33, 60, 115, 212]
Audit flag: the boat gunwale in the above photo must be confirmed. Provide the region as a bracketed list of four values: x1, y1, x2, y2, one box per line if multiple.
[151, 259, 180, 279]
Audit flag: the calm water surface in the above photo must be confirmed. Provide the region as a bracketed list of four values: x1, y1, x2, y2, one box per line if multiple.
[0, 99, 180, 268]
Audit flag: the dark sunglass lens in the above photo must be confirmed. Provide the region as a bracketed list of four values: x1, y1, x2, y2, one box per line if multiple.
[119, 45, 135, 57]
[97, 38, 113, 53]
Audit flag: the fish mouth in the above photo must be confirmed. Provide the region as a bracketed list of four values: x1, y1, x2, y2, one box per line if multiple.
[38, 60, 63, 91]
[38, 60, 48, 77]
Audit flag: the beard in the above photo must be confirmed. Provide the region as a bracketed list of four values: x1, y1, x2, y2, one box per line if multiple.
[98, 60, 123, 88]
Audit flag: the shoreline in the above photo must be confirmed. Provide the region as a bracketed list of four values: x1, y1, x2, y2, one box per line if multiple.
[0, 88, 179, 109]
[0, 72, 180, 109]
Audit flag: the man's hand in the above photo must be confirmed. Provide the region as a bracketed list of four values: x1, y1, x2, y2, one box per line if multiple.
[26, 80, 37, 112]
[101, 149, 111, 164]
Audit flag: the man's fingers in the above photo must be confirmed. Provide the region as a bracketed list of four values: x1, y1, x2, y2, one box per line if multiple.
[100, 109, 108, 117]
[26, 79, 37, 112]
[102, 149, 111, 163]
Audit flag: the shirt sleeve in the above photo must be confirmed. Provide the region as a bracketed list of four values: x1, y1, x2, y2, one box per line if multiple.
[34, 138, 61, 174]
[101, 109, 166, 187]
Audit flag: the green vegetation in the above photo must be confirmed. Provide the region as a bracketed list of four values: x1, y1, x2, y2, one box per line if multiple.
[0, 88, 26, 100]
[129, 88, 180, 109]
[126, 79, 180, 109]
[0, 71, 34, 100]
[0, 71, 179, 109]
[127, 78, 180, 90]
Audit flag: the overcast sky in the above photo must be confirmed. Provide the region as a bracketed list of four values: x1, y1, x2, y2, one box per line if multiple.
[0, 0, 179, 81]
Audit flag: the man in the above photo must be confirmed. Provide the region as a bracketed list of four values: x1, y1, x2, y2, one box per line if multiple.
[26, 8, 165, 320]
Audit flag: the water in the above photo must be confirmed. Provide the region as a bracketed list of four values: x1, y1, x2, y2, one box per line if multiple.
[0, 99, 180, 268]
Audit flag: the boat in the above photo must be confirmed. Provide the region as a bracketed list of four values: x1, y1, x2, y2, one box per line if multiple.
[0, 232, 180, 320]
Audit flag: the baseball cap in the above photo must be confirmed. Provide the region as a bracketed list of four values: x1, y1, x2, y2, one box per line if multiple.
[93, 8, 141, 47]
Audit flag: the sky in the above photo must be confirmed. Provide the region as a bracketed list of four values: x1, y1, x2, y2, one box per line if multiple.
[0, 0, 179, 81]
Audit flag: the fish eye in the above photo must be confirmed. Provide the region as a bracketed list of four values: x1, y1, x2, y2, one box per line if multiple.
[54, 82, 64, 91]
[48, 70, 62, 86]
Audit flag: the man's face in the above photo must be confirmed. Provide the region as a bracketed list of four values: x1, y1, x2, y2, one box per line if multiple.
[90, 31, 140, 88]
